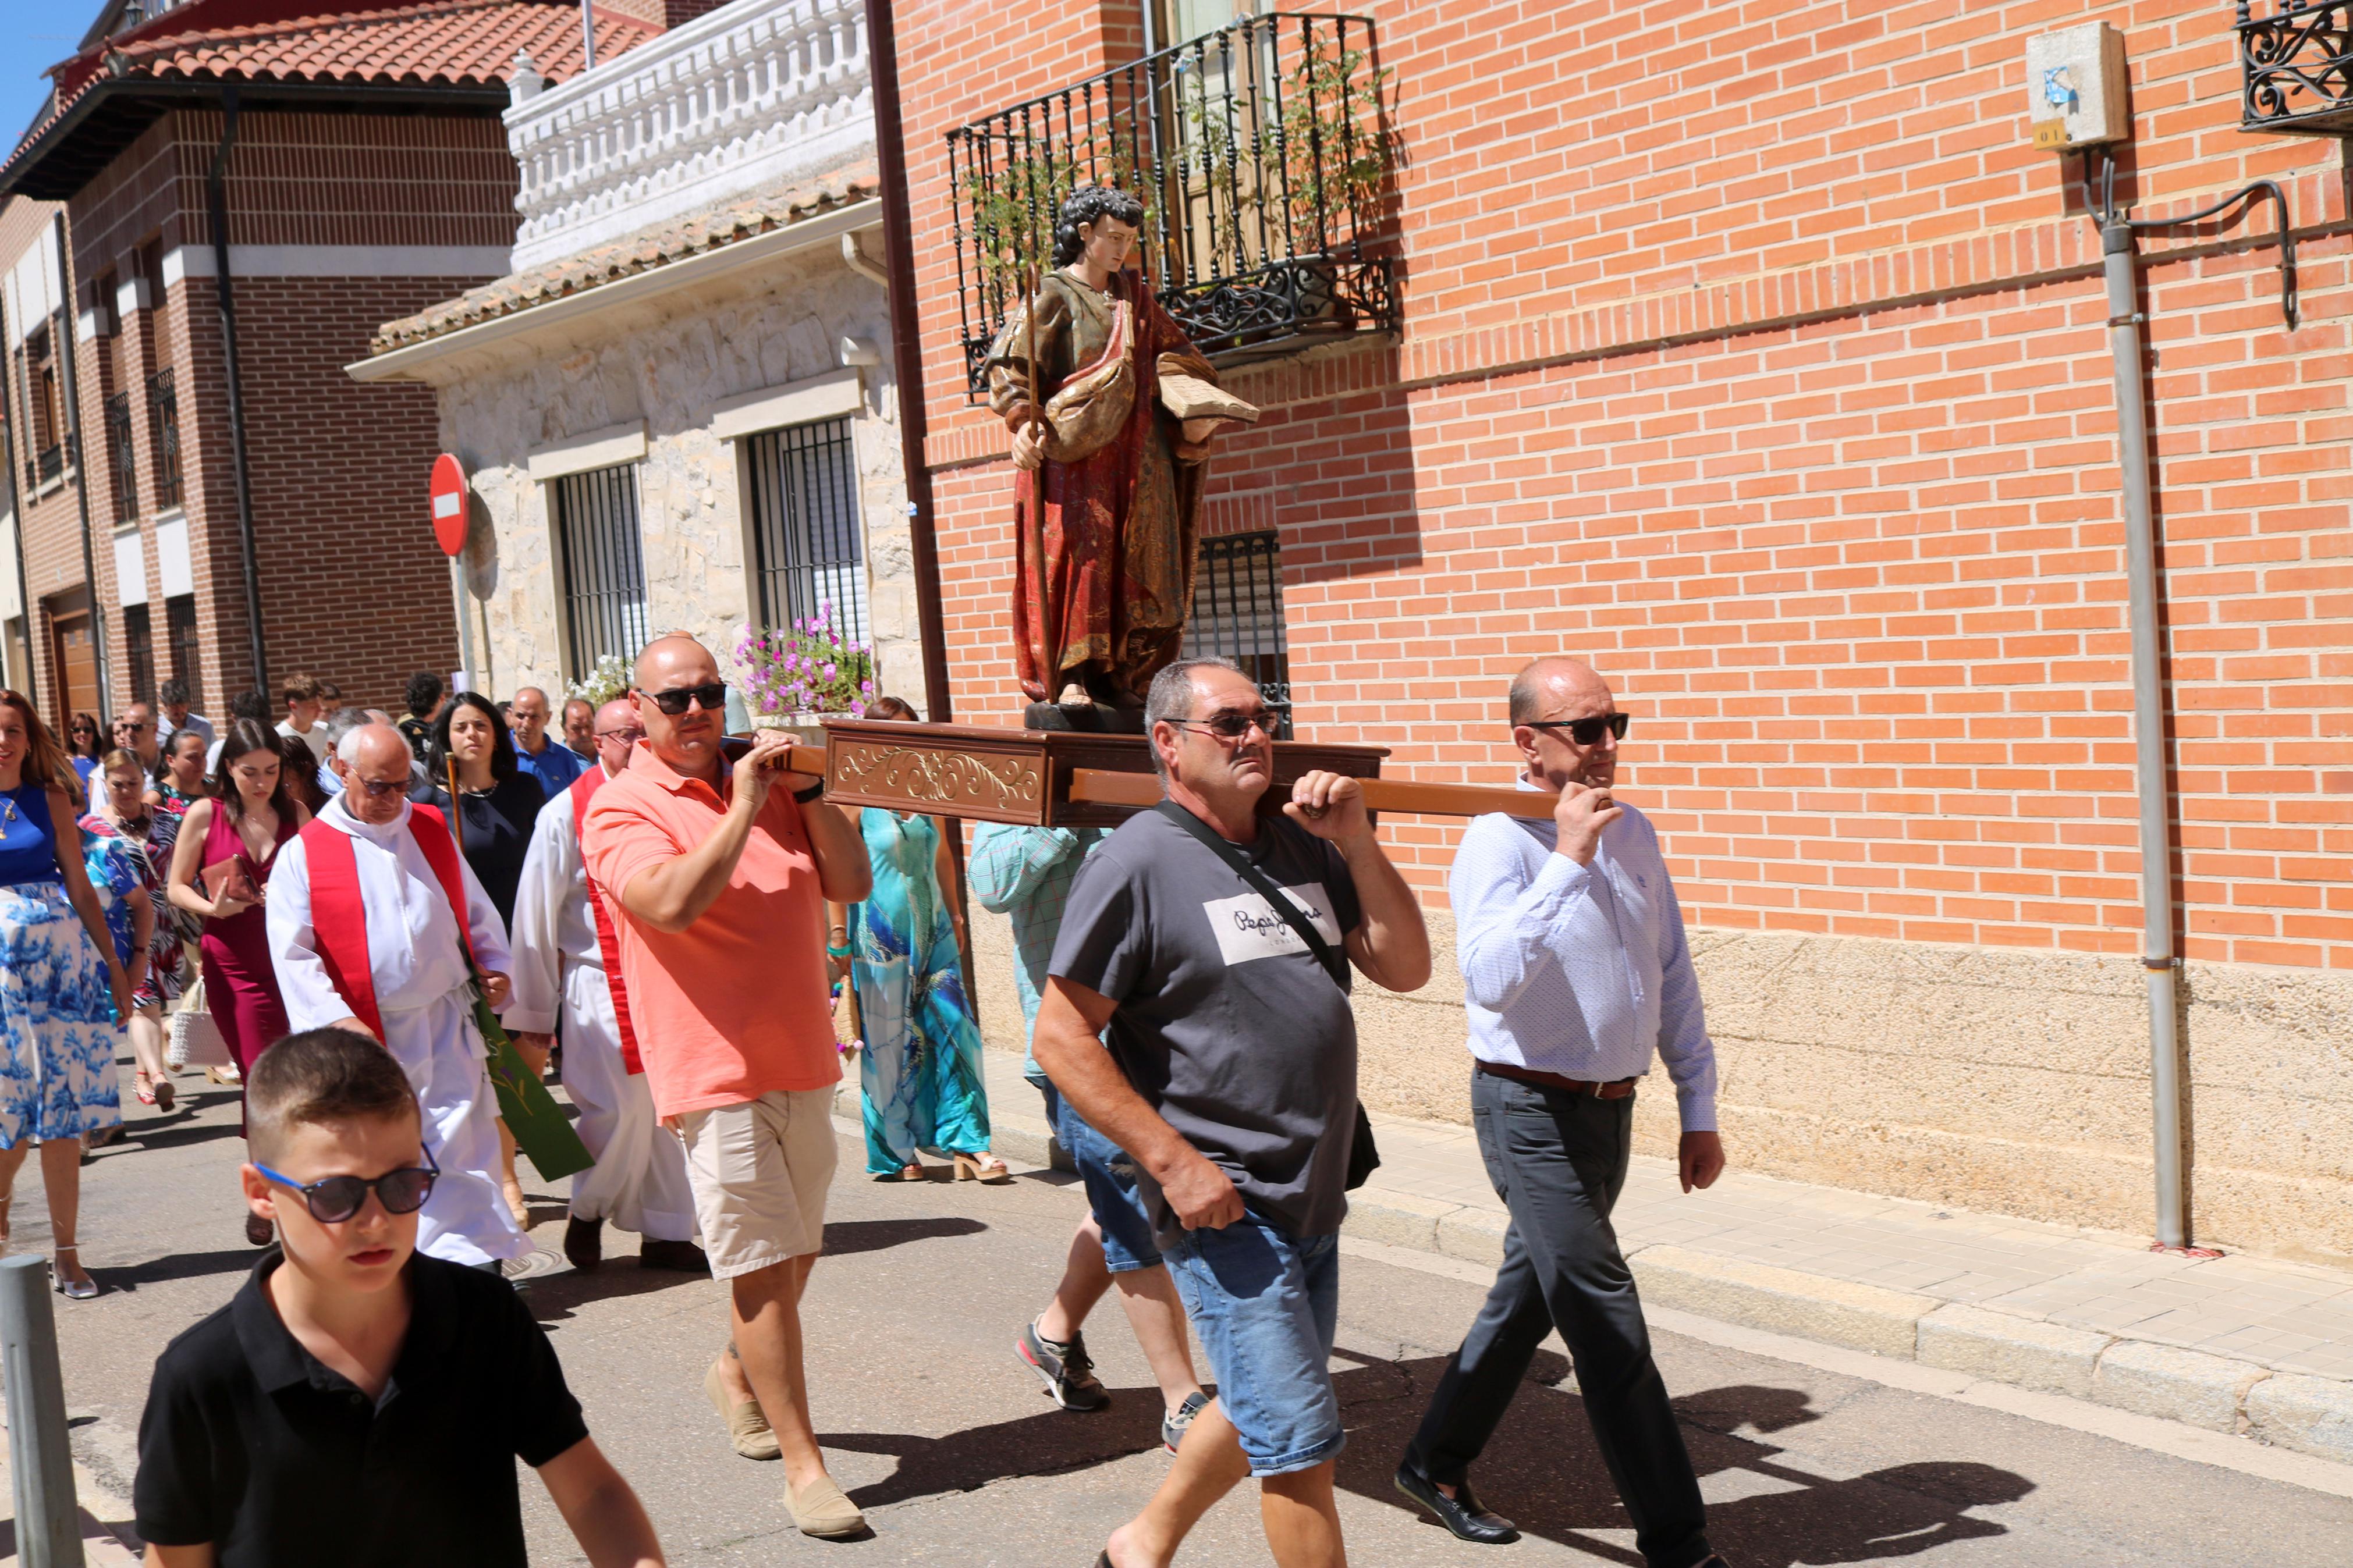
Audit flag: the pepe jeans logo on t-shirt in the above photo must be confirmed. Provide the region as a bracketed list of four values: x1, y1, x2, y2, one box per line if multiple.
[1204, 883, 1341, 967]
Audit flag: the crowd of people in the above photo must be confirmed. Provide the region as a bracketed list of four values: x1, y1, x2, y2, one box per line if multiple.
[0, 638, 1736, 1568]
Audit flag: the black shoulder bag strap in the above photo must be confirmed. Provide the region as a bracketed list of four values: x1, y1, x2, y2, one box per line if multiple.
[1153, 801, 1380, 1189]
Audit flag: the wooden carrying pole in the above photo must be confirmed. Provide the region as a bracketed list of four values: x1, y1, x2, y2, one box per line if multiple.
[1067, 769, 1557, 820]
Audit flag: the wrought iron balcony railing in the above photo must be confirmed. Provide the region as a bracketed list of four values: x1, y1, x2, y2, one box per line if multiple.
[107, 390, 137, 522]
[147, 368, 182, 511]
[946, 12, 1398, 396]
[2237, 1, 2353, 133]
[33, 443, 63, 486]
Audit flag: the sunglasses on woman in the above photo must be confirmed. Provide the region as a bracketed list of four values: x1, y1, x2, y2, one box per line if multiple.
[253, 1151, 440, 1223]
[1525, 713, 1631, 746]
[638, 682, 729, 716]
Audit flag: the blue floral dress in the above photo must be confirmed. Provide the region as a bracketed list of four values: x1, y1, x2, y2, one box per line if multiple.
[849, 810, 991, 1174]
[0, 783, 121, 1146]
[80, 812, 184, 1010]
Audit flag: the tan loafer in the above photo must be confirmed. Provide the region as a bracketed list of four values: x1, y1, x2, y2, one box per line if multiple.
[786, 1474, 865, 1538]
[704, 1357, 781, 1460]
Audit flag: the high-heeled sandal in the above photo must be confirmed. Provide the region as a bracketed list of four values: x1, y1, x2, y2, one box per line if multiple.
[133, 1069, 157, 1106]
[897, 1163, 925, 1181]
[54, 1245, 98, 1300]
[953, 1153, 1011, 1184]
[153, 1076, 175, 1113]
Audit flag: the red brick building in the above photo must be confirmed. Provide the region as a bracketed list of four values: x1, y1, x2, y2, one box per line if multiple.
[0, 0, 659, 724]
[894, 2, 2353, 1260]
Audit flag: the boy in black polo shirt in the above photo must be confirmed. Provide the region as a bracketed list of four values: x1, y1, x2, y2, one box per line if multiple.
[134, 1029, 666, 1567]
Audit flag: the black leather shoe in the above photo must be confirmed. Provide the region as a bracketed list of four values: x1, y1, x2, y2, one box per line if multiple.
[1393, 1464, 1519, 1544]
[563, 1216, 602, 1271]
[638, 1238, 711, 1274]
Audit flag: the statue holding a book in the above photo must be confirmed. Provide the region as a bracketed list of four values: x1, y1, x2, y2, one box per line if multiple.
[986, 185, 1259, 725]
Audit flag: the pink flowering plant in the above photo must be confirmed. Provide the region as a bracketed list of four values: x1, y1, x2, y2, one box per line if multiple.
[731, 605, 878, 721]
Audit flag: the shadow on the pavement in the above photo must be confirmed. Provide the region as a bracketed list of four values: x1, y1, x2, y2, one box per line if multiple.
[528, 1263, 700, 1323]
[823, 1217, 986, 1258]
[94, 1117, 247, 1157]
[92, 1247, 259, 1293]
[822, 1395, 1167, 1507]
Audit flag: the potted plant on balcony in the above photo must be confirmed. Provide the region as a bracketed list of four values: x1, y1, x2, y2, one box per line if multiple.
[730, 607, 877, 742]
[565, 652, 633, 709]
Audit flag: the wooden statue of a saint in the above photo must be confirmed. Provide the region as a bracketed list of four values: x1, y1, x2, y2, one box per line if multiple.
[986, 184, 1258, 721]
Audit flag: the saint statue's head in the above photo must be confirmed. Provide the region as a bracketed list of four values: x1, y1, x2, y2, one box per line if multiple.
[1053, 184, 1147, 271]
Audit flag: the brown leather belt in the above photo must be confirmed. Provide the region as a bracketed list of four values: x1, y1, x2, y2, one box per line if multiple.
[1477, 1060, 1638, 1099]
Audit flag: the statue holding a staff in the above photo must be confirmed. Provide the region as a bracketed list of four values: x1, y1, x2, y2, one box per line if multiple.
[986, 186, 1257, 723]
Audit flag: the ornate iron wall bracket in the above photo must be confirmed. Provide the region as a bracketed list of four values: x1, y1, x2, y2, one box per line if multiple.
[2238, 0, 2353, 134]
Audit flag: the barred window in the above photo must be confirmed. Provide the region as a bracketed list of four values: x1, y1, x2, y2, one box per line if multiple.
[147, 368, 181, 511]
[123, 602, 155, 706]
[1182, 529, 1293, 737]
[165, 594, 199, 694]
[744, 417, 867, 643]
[551, 463, 651, 680]
[107, 392, 137, 522]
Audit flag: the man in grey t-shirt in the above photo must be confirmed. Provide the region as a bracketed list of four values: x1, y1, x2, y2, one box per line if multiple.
[1037, 657, 1430, 1568]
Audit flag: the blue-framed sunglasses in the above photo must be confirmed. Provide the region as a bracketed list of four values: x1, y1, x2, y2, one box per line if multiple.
[254, 1150, 441, 1223]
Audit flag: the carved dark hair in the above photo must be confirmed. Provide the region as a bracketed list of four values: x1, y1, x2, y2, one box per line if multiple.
[1051, 184, 1147, 269]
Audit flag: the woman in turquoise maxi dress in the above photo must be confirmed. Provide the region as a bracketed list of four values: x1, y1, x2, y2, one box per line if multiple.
[833, 772, 1007, 1182]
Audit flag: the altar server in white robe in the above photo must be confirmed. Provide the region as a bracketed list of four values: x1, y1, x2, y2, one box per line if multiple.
[507, 697, 703, 1272]
[265, 723, 531, 1268]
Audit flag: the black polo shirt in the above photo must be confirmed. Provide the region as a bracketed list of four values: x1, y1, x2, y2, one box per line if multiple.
[134, 1250, 588, 1566]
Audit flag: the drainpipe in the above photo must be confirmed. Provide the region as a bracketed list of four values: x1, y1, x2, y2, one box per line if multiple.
[52, 215, 112, 727]
[2100, 217, 2185, 1250]
[209, 87, 269, 698]
[0, 296, 31, 702]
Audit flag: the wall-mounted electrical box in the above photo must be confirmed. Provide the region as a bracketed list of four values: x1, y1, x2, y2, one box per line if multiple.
[2024, 23, 2130, 151]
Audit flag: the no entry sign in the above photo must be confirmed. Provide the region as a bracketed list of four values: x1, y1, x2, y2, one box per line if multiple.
[430, 453, 469, 556]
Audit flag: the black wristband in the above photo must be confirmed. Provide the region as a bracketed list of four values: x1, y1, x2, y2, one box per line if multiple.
[793, 780, 826, 804]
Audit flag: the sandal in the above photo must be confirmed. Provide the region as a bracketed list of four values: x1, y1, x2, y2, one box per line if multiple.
[897, 1163, 925, 1182]
[54, 1245, 97, 1300]
[133, 1069, 157, 1106]
[953, 1152, 1011, 1184]
[154, 1076, 175, 1113]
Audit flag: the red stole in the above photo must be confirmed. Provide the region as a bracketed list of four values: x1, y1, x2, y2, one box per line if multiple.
[301, 803, 473, 1043]
[568, 769, 643, 1074]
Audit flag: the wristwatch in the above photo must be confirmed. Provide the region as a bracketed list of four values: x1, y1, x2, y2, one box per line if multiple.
[793, 779, 826, 803]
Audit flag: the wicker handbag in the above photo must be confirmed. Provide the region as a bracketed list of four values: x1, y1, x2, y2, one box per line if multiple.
[166, 974, 233, 1071]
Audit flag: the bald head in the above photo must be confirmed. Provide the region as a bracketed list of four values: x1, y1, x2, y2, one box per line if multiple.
[1508, 656, 1620, 791]
[634, 633, 716, 690]
[631, 634, 726, 779]
[1507, 657, 1607, 727]
[340, 724, 416, 825]
[592, 696, 641, 777]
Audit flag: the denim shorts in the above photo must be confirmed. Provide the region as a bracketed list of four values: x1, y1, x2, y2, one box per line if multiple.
[1162, 1213, 1343, 1477]
[1034, 1079, 1159, 1274]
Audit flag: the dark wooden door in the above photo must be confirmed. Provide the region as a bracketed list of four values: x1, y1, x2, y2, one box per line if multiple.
[49, 610, 98, 734]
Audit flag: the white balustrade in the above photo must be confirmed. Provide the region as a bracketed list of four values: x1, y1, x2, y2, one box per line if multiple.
[505, 0, 873, 272]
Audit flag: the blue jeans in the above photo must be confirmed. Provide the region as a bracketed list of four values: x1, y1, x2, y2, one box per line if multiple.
[1162, 1213, 1343, 1476]
[1034, 1079, 1159, 1273]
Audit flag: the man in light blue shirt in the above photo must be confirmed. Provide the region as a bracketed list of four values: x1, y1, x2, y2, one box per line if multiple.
[509, 685, 587, 798]
[1397, 657, 1727, 1568]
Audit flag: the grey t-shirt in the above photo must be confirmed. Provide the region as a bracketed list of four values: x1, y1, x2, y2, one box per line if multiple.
[1049, 805, 1363, 1249]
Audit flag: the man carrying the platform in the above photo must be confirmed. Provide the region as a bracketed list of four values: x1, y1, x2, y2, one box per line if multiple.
[266, 723, 531, 1271]
[1034, 657, 1430, 1568]
[583, 632, 872, 1538]
[1393, 656, 1727, 1568]
[508, 697, 702, 1275]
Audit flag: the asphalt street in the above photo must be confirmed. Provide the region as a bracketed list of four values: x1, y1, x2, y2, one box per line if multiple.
[13, 1059, 2353, 1566]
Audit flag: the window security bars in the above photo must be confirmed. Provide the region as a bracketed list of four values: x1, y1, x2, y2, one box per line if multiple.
[147, 369, 181, 511]
[123, 602, 155, 707]
[946, 11, 1396, 394]
[107, 392, 136, 521]
[2238, 2, 2353, 133]
[1181, 529, 1293, 736]
[552, 464, 652, 681]
[744, 417, 869, 645]
[165, 593, 199, 693]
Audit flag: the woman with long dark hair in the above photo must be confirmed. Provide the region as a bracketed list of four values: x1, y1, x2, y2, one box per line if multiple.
[65, 713, 102, 791]
[409, 692, 544, 1222]
[166, 722, 307, 1243]
[0, 692, 134, 1299]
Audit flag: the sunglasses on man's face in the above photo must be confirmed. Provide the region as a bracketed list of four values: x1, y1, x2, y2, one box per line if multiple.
[1525, 713, 1631, 746]
[638, 682, 729, 717]
[1176, 709, 1278, 741]
[350, 775, 408, 798]
[253, 1151, 439, 1224]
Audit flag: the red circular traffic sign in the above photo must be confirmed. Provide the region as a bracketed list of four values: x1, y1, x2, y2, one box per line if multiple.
[430, 453, 469, 556]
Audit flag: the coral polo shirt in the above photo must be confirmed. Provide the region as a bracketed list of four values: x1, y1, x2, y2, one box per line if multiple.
[580, 741, 839, 1118]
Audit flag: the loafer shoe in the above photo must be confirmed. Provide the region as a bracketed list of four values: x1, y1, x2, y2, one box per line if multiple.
[563, 1216, 602, 1272]
[638, 1238, 711, 1274]
[1394, 1464, 1519, 1545]
[704, 1357, 781, 1460]
[787, 1474, 865, 1538]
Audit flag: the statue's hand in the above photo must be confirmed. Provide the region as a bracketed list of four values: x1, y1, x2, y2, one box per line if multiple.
[1012, 420, 1050, 471]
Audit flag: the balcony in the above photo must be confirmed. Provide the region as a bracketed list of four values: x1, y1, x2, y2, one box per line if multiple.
[147, 368, 181, 511]
[505, 0, 873, 272]
[2237, 1, 2353, 133]
[107, 390, 137, 522]
[946, 12, 1399, 396]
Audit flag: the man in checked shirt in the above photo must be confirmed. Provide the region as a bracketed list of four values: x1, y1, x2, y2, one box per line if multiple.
[1394, 657, 1730, 1568]
[968, 822, 1209, 1456]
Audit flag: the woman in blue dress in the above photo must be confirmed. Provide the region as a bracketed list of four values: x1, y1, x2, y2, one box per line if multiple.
[831, 698, 1007, 1183]
[0, 692, 134, 1300]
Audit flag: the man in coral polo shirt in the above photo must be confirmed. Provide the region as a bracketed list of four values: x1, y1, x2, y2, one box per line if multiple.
[581, 633, 871, 1538]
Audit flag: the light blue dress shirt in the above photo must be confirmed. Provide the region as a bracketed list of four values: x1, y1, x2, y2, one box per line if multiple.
[1451, 794, 1718, 1131]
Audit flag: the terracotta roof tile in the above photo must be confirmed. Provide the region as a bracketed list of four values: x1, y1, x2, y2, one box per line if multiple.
[368, 159, 879, 354]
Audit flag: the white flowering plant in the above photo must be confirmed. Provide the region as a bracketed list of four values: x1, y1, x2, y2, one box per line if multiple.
[732, 606, 877, 720]
[565, 653, 632, 707]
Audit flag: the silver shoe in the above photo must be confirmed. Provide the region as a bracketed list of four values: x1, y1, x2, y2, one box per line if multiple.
[54, 1246, 97, 1300]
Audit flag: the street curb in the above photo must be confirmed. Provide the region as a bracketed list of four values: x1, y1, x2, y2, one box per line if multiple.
[1333, 1189, 2353, 1470]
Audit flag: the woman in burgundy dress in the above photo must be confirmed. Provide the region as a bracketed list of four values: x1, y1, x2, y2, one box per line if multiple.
[165, 721, 307, 1244]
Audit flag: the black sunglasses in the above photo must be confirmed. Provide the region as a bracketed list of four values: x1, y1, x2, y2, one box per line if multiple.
[637, 682, 729, 717]
[253, 1150, 440, 1224]
[1525, 713, 1630, 746]
[1175, 709, 1278, 740]
[350, 775, 407, 798]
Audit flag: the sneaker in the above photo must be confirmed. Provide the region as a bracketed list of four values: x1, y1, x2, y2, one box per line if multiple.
[1162, 1391, 1210, 1455]
[1016, 1320, 1110, 1411]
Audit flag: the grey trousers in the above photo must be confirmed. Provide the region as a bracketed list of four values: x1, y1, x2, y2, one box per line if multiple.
[1404, 1068, 1712, 1568]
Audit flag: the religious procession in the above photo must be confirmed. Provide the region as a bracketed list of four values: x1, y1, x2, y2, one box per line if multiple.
[0, 1, 2350, 1565]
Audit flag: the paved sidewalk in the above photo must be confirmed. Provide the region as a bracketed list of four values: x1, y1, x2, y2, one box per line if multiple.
[974, 1048, 2353, 1467]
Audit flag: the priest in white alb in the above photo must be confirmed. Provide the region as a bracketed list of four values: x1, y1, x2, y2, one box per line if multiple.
[507, 697, 704, 1273]
[265, 723, 530, 1269]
